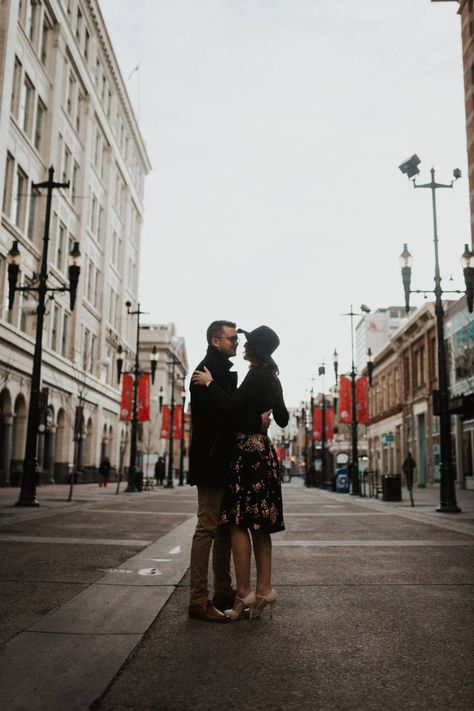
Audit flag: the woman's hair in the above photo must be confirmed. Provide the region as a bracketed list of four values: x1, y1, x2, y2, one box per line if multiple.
[246, 345, 279, 376]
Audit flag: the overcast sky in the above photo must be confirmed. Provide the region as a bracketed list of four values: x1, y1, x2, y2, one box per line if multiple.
[100, 0, 469, 406]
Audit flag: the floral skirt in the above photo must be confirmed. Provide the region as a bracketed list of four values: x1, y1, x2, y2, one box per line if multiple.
[220, 433, 285, 534]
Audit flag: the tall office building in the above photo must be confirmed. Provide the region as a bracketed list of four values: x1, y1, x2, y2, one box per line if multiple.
[0, 0, 151, 484]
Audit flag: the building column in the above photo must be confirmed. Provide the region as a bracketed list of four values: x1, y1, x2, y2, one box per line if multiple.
[0, 414, 13, 486]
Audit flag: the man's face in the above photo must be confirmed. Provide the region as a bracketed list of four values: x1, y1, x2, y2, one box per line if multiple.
[211, 326, 238, 357]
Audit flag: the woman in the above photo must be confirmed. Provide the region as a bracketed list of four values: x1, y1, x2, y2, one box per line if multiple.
[192, 325, 289, 620]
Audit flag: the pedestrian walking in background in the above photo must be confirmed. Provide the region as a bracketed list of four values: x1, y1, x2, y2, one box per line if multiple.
[188, 320, 271, 623]
[193, 325, 288, 621]
[154, 456, 166, 486]
[402, 451, 416, 507]
[99, 456, 111, 487]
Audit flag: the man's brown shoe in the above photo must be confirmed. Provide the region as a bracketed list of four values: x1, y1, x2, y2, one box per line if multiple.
[212, 590, 236, 612]
[188, 601, 230, 623]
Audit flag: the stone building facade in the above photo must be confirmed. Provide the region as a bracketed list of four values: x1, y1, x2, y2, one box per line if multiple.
[368, 303, 442, 485]
[0, 0, 151, 484]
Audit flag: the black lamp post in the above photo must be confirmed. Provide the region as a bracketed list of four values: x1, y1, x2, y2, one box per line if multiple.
[367, 348, 373, 387]
[398, 155, 464, 513]
[342, 306, 362, 496]
[310, 388, 315, 469]
[319, 364, 327, 485]
[339, 306, 373, 497]
[8, 167, 80, 507]
[461, 244, 474, 312]
[333, 349, 339, 413]
[160, 355, 185, 489]
[116, 303, 158, 493]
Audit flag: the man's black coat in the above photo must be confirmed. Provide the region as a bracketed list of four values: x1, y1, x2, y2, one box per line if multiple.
[188, 346, 260, 487]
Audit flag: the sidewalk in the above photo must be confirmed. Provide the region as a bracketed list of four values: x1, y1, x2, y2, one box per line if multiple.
[0, 481, 473, 711]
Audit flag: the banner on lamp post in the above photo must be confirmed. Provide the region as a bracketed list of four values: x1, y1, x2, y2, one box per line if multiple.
[137, 374, 151, 421]
[173, 405, 183, 439]
[160, 405, 170, 438]
[339, 376, 352, 423]
[313, 406, 322, 440]
[120, 374, 133, 421]
[356, 375, 369, 424]
[313, 406, 335, 441]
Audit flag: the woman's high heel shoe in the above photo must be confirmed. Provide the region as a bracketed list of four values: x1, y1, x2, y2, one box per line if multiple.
[224, 591, 256, 620]
[252, 589, 277, 619]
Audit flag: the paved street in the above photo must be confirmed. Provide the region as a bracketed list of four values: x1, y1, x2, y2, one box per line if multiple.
[0, 480, 473, 711]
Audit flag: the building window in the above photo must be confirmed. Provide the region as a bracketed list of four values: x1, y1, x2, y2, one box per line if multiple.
[84, 28, 90, 60]
[76, 92, 82, 134]
[97, 205, 104, 242]
[89, 192, 97, 234]
[62, 145, 71, 183]
[19, 74, 34, 135]
[57, 222, 66, 271]
[13, 165, 27, 230]
[2, 152, 14, 216]
[61, 312, 69, 357]
[86, 259, 93, 302]
[414, 346, 425, 389]
[34, 98, 46, 152]
[10, 57, 22, 118]
[27, 185, 40, 242]
[41, 16, 51, 65]
[71, 160, 79, 205]
[76, 7, 83, 43]
[24, 0, 38, 45]
[66, 72, 76, 115]
[51, 304, 60, 351]
[93, 268, 99, 307]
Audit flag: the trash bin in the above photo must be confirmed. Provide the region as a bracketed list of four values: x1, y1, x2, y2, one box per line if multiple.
[335, 468, 350, 493]
[382, 474, 401, 501]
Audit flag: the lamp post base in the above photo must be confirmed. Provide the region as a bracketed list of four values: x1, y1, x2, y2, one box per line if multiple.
[436, 503, 461, 514]
[15, 496, 40, 507]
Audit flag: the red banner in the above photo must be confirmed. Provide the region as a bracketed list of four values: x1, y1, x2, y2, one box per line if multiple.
[313, 406, 335, 440]
[356, 375, 369, 424]
[160, 405, 170, 438]
[313, 406, 322, 440]
[325, 406, 334, 440]
[137, 374, 151, 421]
[339, 376, 352, 423]
[173, 404, 183, 440]
[120, 374, 133, 421]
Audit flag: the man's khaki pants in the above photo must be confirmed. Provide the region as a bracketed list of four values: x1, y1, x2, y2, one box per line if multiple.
[189, 485, 232, 606]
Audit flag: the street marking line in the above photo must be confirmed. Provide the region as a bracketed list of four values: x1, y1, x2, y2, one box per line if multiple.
[0, 535, 151, 547]
[284, 512, 389, 517]
[274, 539, 474, 547]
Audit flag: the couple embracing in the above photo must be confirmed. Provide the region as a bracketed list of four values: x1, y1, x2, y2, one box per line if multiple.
[188, 320, 288, 623]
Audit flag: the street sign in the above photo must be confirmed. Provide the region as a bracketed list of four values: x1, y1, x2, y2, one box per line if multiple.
[382, 434, 395, 443]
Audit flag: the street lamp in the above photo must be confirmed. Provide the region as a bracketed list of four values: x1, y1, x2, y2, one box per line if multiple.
[8, 167, 80, 506]
[333, 349, 339, 413]
[339, 307, 373, 497]
[399, 156, 463, 513]
[319, 364, 327, 485]
[116, 303, 157, 493]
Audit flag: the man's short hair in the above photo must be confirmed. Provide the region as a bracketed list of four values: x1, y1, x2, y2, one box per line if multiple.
[206, 320, 236, 345]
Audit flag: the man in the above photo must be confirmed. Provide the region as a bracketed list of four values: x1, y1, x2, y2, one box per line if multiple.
[188, 320, 270, 622]
[154, 456, 166, 486]
[402, 451, 416, 507]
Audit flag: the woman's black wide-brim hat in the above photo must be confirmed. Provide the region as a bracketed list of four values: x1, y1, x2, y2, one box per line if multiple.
[237, 325, 280, 368]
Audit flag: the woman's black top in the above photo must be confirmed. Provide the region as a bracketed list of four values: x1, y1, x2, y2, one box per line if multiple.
[206, 366, 289, 431]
